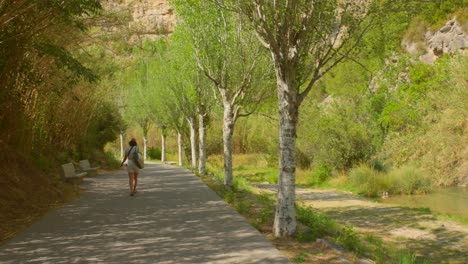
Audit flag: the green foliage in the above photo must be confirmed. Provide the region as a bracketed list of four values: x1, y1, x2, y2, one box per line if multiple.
[93, 103, 125, 149]
[35, 43, 98, 82]
[300, 102, 376, 170]
[234, 177, 252, 192]
[296, 206, 337, 240]
[291, 253, 309, 263]
[336, 226, 363, 254]
[306, 164, 332, 186]
[418, 1, 466, 31]
[295, 147, 311, 169]
[101, 151, 121, 169]
[378, 54, 467, 185]
[147, 147, 162, 160]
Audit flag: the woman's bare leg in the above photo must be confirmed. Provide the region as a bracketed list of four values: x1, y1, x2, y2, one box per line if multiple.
[132, 172, 139, 193]
[128, 172, 134, 194]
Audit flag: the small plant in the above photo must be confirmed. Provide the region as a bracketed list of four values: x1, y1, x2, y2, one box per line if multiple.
[235, 200, 250, 215]
[224, 190, 234, 204]
[291, 252, 309, 263]
[234, 177, 252, 192]
[307, 164, 331, 186]
[296, 206, 337, 240]
[335, 225, 363, 254]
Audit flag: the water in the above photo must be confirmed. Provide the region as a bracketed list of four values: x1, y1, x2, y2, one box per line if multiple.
[380, 187, 468, 220]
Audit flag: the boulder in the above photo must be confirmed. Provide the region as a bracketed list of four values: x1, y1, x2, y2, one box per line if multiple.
[421, 19, 466, 64]
[403, 18, 467, 64]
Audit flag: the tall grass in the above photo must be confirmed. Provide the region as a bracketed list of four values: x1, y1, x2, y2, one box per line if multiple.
[348, 164, 431, 197]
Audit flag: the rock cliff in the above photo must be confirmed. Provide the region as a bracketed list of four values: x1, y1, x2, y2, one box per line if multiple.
[105, 0, 176, 41]
[403, 18, 467, 64]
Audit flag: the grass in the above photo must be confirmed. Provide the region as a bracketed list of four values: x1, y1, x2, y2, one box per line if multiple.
[347, 164, 432, 198]
[202, 155, 425, 263]
[291, 252, 310, 263]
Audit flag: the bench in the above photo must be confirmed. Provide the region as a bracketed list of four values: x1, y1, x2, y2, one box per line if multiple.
[79, 160, 100, 176]
[61, 163, 87, 182]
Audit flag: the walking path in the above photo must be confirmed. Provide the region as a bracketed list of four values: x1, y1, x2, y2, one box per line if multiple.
[0, 163, 290, 263]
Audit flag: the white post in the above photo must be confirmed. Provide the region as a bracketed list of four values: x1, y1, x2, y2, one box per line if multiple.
[161, 134, 166, 163]
[120, 133, 124, 159]
[198, 113, 207, 175]
[178, 131, 183, 166]
[143, 136, 148, 160]
[188, 117, 197, 170]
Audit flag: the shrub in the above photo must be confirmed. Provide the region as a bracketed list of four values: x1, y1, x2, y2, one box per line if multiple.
[296, 147, 311, 169]
[101, 151, 120, 169]
[147, 147, 161, 160]
[308, 106, 375, 170]
[306, 164, 331, 186]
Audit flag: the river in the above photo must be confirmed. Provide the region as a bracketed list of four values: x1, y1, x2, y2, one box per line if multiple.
[380, 187, 468, 221]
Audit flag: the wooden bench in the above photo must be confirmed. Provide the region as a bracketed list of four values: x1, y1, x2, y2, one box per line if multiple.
[61, 163, 87, 182]
[79, 160, 100, 176]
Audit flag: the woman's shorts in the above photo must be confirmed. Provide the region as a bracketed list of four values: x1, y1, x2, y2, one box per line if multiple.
[126, 160, 140, 173]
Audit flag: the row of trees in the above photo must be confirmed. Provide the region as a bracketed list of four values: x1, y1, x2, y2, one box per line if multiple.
[118, 0, 466, 237]
[119, 0, 387, 237]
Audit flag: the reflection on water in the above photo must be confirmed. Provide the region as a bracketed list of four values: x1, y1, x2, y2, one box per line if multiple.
[380, 187, 468, 220]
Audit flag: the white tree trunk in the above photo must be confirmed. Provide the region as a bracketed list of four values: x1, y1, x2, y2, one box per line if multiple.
[273, 66, 298, 237]
[120, 133, 124, 159]
[223, 103, 235, 188]
[198, 113, 207, 175]
[161, 134, 166, 163]
[143, 136, 148, 160]
[188, 117, 197, 170]
[178, 131, 183, 166]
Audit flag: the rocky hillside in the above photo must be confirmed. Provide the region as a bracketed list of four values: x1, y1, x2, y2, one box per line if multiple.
[104, 0, 176, 41]
[402, 17, 467, 64]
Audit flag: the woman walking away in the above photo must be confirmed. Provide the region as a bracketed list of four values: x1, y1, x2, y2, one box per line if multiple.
[120, 138, 140, 196]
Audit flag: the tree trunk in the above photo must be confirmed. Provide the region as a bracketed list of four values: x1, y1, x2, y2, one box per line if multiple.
[161, 133, 166, 163]
[178, 131, 183, 166]
[223, 103, 235, 189]
[120, 132, 124, 159]
[273, 64, 299, 238]
[188, 117, 197, 170]
[143, 135, 148, 160]
[198, 113, 207, 175]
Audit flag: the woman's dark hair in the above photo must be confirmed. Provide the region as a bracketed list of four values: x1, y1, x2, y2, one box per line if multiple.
[129, 138, 137, 146]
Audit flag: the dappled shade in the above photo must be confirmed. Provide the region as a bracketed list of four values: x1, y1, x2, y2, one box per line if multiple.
[0, 164, 289, 264]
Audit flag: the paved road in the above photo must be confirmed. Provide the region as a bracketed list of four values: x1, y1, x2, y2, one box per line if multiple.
[0, 163, 290, 263]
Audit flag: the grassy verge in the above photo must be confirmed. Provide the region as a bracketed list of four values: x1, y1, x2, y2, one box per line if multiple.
[200, 155, 426, 263]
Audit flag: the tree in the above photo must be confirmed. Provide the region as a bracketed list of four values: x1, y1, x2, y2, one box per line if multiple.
[165, 28, 217, 173]
[0, 0, 107, 158]
[172, 0, 273, 188]
[231, 0, 389, 237]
